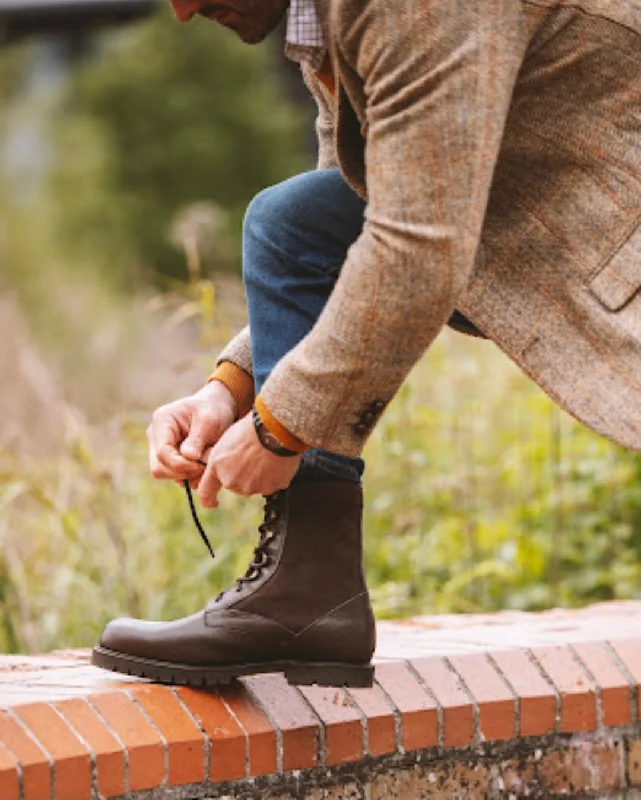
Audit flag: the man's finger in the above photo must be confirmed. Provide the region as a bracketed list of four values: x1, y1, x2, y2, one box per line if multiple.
[150, 441, 203, 482]
[151, 415, 202, 479]
[180, 411, 219, 462]
[156, 444, 203, 477]
[149, 448, 181, 481]
[198, 459, 222, 509]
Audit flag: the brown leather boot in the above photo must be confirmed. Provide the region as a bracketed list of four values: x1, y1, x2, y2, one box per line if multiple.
[91, 479, 375, 687]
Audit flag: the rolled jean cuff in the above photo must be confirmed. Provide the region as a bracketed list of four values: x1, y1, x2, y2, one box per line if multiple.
[297, 448, 364, 484]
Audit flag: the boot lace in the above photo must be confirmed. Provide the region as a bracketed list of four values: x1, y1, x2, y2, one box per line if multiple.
[231, 492, 283, 592]
[184, 481, 216, 559]
[183, 481, 283, 598]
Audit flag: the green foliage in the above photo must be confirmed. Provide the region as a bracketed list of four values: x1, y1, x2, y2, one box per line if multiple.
[46, 10, 308, 283]
[0, 44, 26, 114]
[363, 366, 641, 618]
[2, 275, 641, 653]
[0, 420, 263, 653]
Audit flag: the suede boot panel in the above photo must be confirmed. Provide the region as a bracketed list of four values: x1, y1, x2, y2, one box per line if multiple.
[234, 480, 367, 632]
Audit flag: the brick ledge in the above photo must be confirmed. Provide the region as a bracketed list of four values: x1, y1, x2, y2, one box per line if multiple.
[1, 601, 641, 798]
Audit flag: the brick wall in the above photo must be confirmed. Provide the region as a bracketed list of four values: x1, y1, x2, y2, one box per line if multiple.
[2, 602, 641, 798]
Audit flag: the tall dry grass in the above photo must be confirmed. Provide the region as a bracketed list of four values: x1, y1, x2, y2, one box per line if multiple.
[1, 263, 638, 656]
[1, 183, 639, 654]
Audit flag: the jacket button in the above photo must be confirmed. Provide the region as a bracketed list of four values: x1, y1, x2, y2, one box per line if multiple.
[353, 421, 369, 436]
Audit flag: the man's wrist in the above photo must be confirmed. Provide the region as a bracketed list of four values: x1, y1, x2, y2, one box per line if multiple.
[206, 362, 254, 419]
[252, 407, 299, 457]
[254, 395, 308, 454]
[200, 379, 237, 419]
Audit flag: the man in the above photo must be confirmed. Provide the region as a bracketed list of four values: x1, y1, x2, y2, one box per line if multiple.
[92, 0, 641, 687]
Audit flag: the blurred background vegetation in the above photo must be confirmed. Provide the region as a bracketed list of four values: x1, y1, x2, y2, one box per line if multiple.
[1, 3, 641, 656]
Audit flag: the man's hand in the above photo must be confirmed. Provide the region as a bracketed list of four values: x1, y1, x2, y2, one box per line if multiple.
[148, 381, 237, 485]
[198, 413, 301, 507]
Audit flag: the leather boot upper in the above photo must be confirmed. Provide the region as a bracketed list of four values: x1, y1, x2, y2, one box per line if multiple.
[99, 479, 375, 666]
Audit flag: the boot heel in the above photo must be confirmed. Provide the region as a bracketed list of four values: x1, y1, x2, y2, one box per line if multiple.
[285, 662, 374, 688]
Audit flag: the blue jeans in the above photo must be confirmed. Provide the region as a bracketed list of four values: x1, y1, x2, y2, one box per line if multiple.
[243, 169, 366, 483]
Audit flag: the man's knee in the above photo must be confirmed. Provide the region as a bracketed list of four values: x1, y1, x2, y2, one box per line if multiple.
[244, 171, 328, 241]
[242, 175, 311, 286]
[243, 169, 365, 286]
[243, 182, 285, 241]
[243, 182, 293, 288]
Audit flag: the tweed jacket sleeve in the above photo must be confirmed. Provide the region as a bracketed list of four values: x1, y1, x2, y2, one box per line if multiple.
[259, 0, 529, 457]
[215, 325, 253, 375]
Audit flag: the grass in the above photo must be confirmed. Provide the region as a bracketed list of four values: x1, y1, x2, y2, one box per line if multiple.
[1, 263, 639, 656]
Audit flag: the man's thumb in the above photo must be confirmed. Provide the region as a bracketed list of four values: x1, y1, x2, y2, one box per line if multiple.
[180, 431, 206, 462]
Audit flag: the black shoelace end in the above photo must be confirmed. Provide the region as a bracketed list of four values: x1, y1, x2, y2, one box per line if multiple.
[183, 480, 216, 560]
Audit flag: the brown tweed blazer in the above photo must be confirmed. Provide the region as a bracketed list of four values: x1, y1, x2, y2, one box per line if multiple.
[218, 0, 641, 458]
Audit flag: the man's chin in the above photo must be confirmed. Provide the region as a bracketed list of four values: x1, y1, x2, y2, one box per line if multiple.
[236, 26, 269, 44]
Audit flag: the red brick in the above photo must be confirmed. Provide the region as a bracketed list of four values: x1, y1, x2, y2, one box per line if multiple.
[0, 711, 50, 800]
[175, 687, 246, 783]
[411, 657, 474, 748]
[242, 674, 320, 772]
[130, 686, 205, 786]
[347, 685, 396, 757]
[14, 703, 92, 800]
[0, 655, 83, 672]
[0, 688, 92, 707]
[375, 662, 438, 752]
[531, 646, 596, 733]
[0, 666, 132, 692]
[89, 692, 165, 792]
[572, 642, 631, 727]
[0, 741, 19, 800]
[490, 649, 557, 737]
[609, 639, 641, 721]
[299, 687, 363, 767]
[449, 654, 515, 741]
[219, 683, 277, 778]
[55, 697, 126, 800]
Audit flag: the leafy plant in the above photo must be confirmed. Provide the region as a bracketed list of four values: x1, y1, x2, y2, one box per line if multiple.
[40, 8, 308, 283]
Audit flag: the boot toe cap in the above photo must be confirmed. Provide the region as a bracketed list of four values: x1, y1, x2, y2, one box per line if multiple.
[97, 611, 214, 665]
[99, 617, 156, 658]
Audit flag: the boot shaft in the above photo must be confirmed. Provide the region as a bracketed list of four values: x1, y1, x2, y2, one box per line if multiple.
[235, 479, 368, 631]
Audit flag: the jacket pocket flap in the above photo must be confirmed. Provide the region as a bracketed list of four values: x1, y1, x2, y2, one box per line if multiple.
[590, 223, 641, 311]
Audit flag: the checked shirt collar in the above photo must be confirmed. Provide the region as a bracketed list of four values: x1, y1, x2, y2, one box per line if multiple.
[285, 0, 327, 69]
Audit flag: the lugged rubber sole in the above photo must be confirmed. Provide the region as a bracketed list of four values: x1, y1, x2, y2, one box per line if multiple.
[91, 646, 374, 688]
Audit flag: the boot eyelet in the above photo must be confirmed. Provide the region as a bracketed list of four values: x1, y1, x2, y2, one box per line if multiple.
[246, 567, 261, 582]
[256, 552, 270, 568]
